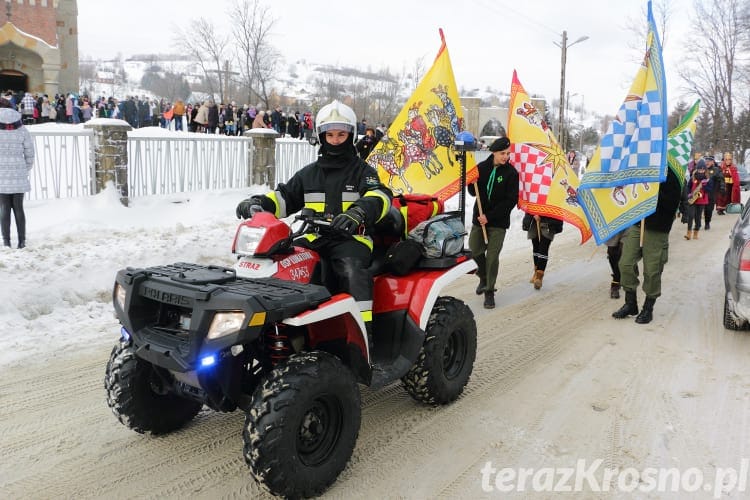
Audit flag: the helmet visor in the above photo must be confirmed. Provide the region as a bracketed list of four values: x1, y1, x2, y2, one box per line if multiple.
[319, 122, 354, 134]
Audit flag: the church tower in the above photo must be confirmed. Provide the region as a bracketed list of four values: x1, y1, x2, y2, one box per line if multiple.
[0, 0, 79, 95]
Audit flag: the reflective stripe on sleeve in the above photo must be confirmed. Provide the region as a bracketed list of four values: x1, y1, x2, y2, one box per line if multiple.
[267, 191, 286, 218]
[363, 188, 390, 221]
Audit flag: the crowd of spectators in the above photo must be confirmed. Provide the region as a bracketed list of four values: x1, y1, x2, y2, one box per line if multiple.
[0, 89, 328, 139]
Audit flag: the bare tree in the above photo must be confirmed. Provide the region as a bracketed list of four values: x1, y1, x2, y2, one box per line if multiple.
[174, 19, 229, 103]
[625, 0, 675, 52]
[312, 69, 347, 103]
[78, 61, 96, 92]
[408, 55, 427, 91]
[368, 68, 403, 125]
[678, 0, 747, 152]
[230, 0, 280, 109]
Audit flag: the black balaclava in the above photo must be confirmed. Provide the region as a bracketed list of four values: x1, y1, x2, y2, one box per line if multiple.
[317, 131, 358, 169]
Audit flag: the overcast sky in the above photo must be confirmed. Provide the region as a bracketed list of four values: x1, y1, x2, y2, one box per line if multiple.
[76, 0, 693, 116]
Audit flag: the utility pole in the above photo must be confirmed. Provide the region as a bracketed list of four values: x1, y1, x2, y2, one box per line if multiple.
[557, 30, 567, 143]
[554, 31, 588, 148]
[209, 60, 238, 104]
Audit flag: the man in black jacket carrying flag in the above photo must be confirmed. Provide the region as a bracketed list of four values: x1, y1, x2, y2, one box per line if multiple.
[467, 137, 519, 309]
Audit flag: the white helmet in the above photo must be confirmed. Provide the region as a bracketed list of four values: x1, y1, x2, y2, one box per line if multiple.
[315, 100, 357, 138]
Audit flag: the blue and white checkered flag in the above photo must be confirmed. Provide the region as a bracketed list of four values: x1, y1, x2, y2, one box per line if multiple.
[576, 0, 668, 244]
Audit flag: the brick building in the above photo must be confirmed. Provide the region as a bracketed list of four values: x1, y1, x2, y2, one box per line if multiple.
[0, 0, 78, 95]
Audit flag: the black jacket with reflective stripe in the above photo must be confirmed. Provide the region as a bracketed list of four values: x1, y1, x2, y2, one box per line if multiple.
[274, 155, 391, 228]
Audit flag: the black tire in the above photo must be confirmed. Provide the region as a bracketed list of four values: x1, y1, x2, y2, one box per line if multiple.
[402, 296, 477, 405]
[104, 341, 202, 435]
[243, 351, 361, 498]
[723, 295, 747, 330]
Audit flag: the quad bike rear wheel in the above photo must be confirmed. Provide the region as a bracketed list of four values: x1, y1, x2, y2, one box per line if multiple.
[402, 296, 477, 405]
[104, 340, 202, 434]
[243, 351, 361, 498]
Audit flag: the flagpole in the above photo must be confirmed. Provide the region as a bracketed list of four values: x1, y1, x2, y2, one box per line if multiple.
[455, 131, 478, 241]
[640, 220, 645, 247]
[472, 182, 489, 244]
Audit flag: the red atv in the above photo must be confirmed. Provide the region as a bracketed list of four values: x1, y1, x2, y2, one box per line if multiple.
[105, 207, 477, 498]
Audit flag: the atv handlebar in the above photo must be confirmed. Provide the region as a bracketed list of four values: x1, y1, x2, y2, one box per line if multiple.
[293, 209, 355, 239]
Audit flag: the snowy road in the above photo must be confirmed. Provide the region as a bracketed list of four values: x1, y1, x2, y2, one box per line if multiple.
[2, 200, 750, 499]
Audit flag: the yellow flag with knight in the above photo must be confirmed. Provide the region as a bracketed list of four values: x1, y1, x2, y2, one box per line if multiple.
[367, 30, 477, 201]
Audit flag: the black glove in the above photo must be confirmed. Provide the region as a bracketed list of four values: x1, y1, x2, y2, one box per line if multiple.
[236, 195, 266, 219]
[331, 206, 366, 234]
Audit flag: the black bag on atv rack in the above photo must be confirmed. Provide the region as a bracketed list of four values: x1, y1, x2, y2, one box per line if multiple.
[407, 212, 467, 259]
[384, 239, 423, 276]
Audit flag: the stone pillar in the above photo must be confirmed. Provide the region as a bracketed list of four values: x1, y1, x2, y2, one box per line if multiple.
[85, 119, 132, 206]
[460, 97, 482, 137]
[244, 128, 279, 188]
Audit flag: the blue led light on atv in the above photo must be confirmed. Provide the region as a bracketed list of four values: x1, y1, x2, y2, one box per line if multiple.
[200, 355, 216, 368]
[120, 327, 130, 342]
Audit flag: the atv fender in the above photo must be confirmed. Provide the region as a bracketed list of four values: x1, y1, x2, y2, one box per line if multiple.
[374, 259, 476, 330]
[282, 294, 370, 382]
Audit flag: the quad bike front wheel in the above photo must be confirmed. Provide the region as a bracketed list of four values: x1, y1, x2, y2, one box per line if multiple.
[243, 351, 361, 498]
[402, 296, 477, 405]
[104, 340, 202, 434]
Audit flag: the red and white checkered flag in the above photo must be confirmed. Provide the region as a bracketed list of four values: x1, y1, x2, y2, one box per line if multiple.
[510, 143, 553, 205]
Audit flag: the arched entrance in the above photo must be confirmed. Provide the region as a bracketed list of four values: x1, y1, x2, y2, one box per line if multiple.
[0, 23, 60, 95]
[0, 69, 27, 92]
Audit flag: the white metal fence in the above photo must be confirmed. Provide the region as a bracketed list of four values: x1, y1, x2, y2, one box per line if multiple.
[25, 128, 486, 201]
[275, 139, 318, 184]
[28, 128, 94, 201]
[25, 129, 322, 200]
[127, 135, 252, 197]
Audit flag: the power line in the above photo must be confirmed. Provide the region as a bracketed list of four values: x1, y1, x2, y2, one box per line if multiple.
[473, 0, 560, 37]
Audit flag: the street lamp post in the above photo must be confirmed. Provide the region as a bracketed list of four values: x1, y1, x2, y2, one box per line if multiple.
[565, 91, 578, 152]
[554, 31, 588, 146]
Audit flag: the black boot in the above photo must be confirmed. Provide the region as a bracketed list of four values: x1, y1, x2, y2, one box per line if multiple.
[635, 297, 656, 324]
[610, 281, 621, 299]
[17, 241, 25, 249]
[612, 290, 638, 318]
[475, 278, 486, 295]
[2, 239, 9, 247]
[483, 290, 495, 309]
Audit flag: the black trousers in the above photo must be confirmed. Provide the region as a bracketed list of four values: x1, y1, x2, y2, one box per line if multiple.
[704, 200, 715, 225]
[531, 236, 553, 271]
[294, 236, 373, 306]
[607, 243, 622, 283]
[0, 193, 26, 244]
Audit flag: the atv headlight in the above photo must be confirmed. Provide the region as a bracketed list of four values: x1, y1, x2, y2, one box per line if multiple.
[207, 311, 245, 340]
[234, 225, 266, 256]
[114, 283, 127, 311]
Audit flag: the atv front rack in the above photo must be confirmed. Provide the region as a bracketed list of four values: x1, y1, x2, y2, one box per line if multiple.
[115, 262, 331, 371]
